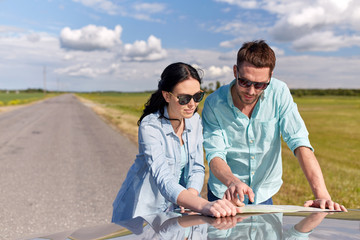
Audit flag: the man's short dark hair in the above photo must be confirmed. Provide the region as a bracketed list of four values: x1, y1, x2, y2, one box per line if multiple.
[237, 40, 276, 75]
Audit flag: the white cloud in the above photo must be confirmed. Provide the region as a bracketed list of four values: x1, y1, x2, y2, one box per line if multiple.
[215, 0, 360, 53]
[72, 0, 120, 15]
[122, 35, 167, 62]
[268, 0, 360, 45]
[60, 25, 122, 51]
[206, 65, 232, 79]
[293, 31, 360, 52]
[55, 63, 118, 78]
[287, 6, 326, 28]
[0, 29, 359, 92]
[0, 25, 24, 33]
[72, 0, 167, 22]
[270, 46, 285, 56]
[218, 51, 237, 61]
[276, 55, 360, 88]
[130, 2, 168, 22]
[215, 0, 258, 9]
[26, 33, 41, 42]
[133, 3, 166, 13]
[220, 37, 246, 48]
[212, 21, 260, 37]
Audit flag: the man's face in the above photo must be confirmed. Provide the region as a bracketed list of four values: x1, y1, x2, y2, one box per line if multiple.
[233, 62, 271, 106]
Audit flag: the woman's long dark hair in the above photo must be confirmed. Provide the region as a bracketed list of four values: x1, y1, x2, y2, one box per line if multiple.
[137, 62, 203, 126]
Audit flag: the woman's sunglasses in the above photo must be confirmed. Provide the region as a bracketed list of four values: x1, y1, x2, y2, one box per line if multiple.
[169, 91, 205, 105]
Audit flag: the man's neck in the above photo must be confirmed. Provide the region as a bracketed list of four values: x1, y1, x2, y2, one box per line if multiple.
[231, 85, 257, 118]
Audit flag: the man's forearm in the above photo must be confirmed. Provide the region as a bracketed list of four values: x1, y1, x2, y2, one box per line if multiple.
[295, 146, 331, 199]
[209, 157, 241, 187]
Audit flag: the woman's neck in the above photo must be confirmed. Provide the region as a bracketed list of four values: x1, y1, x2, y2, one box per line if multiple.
[171, 118, 184, 145]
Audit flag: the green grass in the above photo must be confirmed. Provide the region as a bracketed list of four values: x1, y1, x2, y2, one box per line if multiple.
[0, 92, 52, 106]
[78, 93, 360, 209]
[277, 96, 360, 208]
[79, 92, 151, 117]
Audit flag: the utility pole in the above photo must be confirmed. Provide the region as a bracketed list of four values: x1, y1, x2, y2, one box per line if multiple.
[43, 66, 47, 95]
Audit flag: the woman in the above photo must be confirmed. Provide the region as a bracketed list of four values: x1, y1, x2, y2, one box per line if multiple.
[112, 62, 239, 222]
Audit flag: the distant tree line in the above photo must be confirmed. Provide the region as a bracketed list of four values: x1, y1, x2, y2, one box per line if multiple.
[1, 88, 359, 96]
[290, 89, 360, 97]
[0, 88, 61, 94]
[202, 82, 360, 97]
[202, 81, 222, 94]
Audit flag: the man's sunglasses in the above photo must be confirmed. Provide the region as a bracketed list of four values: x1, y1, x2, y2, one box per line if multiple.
[236, 68, 270, 90]
[169, 91, 205, 105]
[237, 77, 270, 90]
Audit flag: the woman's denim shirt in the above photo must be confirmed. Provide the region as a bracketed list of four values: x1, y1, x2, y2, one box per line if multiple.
[112, 107, 205, 222]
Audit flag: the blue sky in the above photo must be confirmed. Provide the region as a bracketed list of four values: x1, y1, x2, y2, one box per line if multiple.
[1, 0, 360, 91]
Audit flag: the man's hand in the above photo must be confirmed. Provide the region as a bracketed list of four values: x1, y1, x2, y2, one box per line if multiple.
[304, 199, 347, 212]
[223, 181, 255, 206]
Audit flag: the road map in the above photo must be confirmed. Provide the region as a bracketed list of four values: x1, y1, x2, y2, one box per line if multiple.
[238, 205, 341, 213]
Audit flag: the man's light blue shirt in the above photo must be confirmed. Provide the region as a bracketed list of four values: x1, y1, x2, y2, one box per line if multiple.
[202, 78, 313, 204]
[112, 107, 205, 222]
[208, 213, 312, 239]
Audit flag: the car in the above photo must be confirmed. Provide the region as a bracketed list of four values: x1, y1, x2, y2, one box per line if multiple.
[22, 206, 360, 240]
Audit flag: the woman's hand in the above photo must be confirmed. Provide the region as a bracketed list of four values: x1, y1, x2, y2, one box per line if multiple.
[202, 199, 242, 218]
[207, 215, 248, 230]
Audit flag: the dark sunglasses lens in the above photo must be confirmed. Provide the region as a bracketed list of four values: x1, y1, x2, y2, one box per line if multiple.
[254, 82, 266, 90]
[178, 95, 192, 105]
[238, 78, 250, 87]
[193, 92, 205, 102]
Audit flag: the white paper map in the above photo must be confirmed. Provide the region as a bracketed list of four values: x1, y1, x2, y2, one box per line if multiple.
[237, 205, 341, 213]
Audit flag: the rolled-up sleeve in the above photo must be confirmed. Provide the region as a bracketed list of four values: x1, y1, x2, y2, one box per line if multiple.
[278, 86, 313, 153]
[139, 123, 185, 204]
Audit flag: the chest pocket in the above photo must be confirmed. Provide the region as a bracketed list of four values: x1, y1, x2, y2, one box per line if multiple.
[252, 117, 279, 142]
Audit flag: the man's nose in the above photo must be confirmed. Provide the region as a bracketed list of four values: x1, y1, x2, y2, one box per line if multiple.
[247, 84, 256, 94]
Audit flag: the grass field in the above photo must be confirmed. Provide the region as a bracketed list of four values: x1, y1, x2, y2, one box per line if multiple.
[77, 92, 359, 209]
[0, 92, 54, 106]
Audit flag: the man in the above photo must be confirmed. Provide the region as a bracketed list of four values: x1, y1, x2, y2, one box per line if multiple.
[202, 40, 346, 211]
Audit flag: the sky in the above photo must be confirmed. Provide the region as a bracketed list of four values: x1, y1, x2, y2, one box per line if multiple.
[1, 0, 360, 92]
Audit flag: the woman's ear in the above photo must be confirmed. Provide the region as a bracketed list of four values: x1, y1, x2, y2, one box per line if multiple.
[162, 91, 171, 103]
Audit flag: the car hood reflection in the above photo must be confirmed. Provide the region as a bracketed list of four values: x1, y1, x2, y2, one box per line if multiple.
[25, 211, 359, 240]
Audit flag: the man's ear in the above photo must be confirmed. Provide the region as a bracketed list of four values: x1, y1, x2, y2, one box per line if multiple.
[233, 65, 237, 78]
[162, 91, 171, 103]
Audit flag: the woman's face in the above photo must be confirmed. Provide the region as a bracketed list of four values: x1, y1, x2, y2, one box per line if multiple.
[163, 77, 202, 120]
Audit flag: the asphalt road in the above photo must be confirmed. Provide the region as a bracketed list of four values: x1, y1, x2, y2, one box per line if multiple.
[0, 94, 138, 240]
